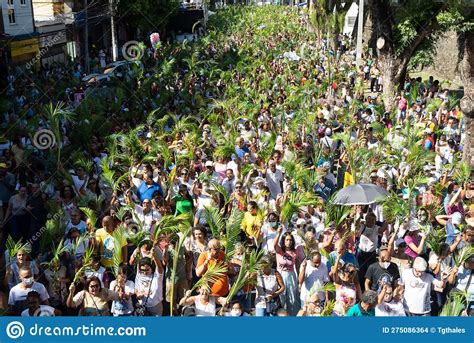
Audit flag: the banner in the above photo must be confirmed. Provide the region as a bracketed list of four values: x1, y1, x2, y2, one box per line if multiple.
[0, 317, 472, 343]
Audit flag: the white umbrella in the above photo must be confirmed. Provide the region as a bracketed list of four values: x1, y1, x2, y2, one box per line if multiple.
[333, 183, 389, 206]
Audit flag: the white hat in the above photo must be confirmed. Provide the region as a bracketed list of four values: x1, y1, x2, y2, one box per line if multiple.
[296, 218, 307, 226]
[205, 161, 214, 167]
[325, 128, 332, 136]
[413, 257, 428, 272]
[254, 176, 265, 184]
[451, 212, 463, 225]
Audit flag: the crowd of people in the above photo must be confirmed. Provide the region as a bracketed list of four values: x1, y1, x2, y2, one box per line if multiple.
[0, 6, 472, 318]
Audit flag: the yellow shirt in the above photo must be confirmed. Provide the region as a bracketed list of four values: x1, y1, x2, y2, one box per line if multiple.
[95, 228, 127, 268]
[241, 212, 263, 239]
[343, 172, 354, 188]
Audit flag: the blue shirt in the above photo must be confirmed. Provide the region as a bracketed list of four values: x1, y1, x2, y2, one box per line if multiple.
[314, 178, 335, 202]
[137, 181, 163, 202]
[327, 251, 359, 270]
[235, 146, 249, 159]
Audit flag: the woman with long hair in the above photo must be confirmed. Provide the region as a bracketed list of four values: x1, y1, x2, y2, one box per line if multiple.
[274, 227, 303, 316]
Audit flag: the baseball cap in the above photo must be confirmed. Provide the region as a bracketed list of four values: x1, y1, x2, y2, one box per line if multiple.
[205, 161, 214, 167]
[0, 162, 6, 168]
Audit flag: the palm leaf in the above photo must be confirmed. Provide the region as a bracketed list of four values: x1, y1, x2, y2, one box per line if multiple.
[223, 208, 244, 261]
[454, 245, 474, 268]
[79, 207, 97, 230]
[5, 236, 29, 263]
[191, 261, 228, 293]
[203, 206, 225, 239]
[280, 192, 320, 223]
[440, 290, 469, 316]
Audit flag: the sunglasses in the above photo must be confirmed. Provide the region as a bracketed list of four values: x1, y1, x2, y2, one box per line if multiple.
[140, 268, 151, 273]
[89, 284, 99, 288]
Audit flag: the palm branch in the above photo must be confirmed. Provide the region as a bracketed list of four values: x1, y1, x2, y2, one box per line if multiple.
[169, 225, 192, 316]
[453, 245, 474, 268]
[79, 207, 97, 230]
[454, 162, 471, 186]
[378, 191, 411, 224]
[203, 206, 225, 239]
[280, 192, 320, 223]
[425, 228, 446, 257]
[440, 290, 469, 316]
[223, 208, 244, 261]
[72, 244, 95, 284]
[190, 261, 228, 293]
[41, 239, 67, 271]
[112, 226, 127, 277]
[297, 231, 319, 259]
[5, 236, 29, 263]
[320, 299, 336, 317]
[324, 199, 351, 228]
[222, 249, 264, 313]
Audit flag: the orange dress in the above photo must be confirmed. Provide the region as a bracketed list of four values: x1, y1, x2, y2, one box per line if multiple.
[196, 250, 230, 297]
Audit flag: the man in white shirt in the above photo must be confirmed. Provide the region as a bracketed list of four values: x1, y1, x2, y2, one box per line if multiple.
[400, 257, 447, 316]
[132, 198, 162, 234]
[265, 160, 283, 200]
[221, 169, 237, 196]
[9, 266, 50, 315]
[21, 291, 58, 316]
[134, 255, 164, 316]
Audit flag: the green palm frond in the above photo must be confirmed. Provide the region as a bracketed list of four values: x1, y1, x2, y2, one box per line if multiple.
[324, 199, 351, 228]
[440, 290, 469, 316]
[454, 245, 474, 268]
[191, 261, 228, 293]
[378, 191, 411, 224]
[5, 236, 29, 263]
[425, 228, 447, 257]
[79, 207, 97, 230]
[320, 299, 336, 317]
[112, 226, 127, 277]
[203, 206, 225, 239]
[297, 231, 319, 259]
[223, 208, 244, 260]
[41, 239, 67, 271]
[223, 249, 264, 312]
[454, 162, 471, 186]
[72, 244, 95, 284]
[75, 157, 94, 175]
[280, 192, 320, 223]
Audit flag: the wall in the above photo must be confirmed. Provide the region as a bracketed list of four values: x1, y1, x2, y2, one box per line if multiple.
[2, 0, 35, 36]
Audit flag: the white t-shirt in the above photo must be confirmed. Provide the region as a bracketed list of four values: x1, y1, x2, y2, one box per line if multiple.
[110, 280, 135, 316]
[134, 271, 163, 307]
[8, 282, 50, 306]
[265, 168, 283, 199]
[133, 205, 162, 233]
[375, 301, 406, 316]
[300, 263, 330, 304]
[21, 305, 56, 316]
[358, 225, 380, 253]
[401, 269, 441, 314]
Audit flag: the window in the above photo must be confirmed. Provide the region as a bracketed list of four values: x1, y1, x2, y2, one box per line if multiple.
[8, 9, 16, 24]
[7, 0, 14, 5]
[21, 0, 26, 5]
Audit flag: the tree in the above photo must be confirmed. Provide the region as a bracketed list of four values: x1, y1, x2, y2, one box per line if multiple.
[118, 0, 180, 35]
[460, 27, 474, 166]
[367, 0, 474, 109]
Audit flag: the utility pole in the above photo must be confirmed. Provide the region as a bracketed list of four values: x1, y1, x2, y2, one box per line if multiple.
[355, 0, 364, 66]
[110, 0, 118, 61]
[84, 0, 89, 73]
